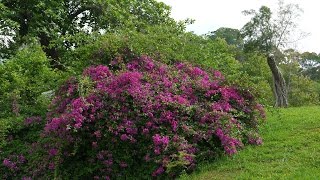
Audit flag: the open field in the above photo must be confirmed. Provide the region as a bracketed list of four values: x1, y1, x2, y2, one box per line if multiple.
[180, 106, 320, 179]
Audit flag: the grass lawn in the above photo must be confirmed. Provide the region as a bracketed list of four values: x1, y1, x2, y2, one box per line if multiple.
[180, 106, 320, 179]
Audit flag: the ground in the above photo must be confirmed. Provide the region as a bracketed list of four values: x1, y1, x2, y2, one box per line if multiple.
[180, 106, 320, 179]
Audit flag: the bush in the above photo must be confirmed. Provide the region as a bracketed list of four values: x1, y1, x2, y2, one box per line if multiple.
[16, 56, 266, 179]
[0, 115, 49, 179]
[240, 53, 273, 105]
[64, 26, 242, 79]
[288, 75, 320, 106]
[0, 43, 66, 179]
[0, 42, 62, 118]
[64, 26, 276, 106]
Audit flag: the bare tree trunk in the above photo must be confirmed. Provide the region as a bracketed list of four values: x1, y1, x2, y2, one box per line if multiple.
[267, 54, 288, 107]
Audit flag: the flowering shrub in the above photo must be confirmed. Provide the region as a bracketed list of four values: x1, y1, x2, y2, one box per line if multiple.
[1, 56, 265, 179]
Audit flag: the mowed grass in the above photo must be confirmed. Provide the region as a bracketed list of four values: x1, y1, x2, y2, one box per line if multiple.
[180, 106, 320, 179]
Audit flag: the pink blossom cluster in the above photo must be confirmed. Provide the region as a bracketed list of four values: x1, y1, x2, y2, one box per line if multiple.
[41, 55, 265, 178]
[152, 134, 170, 155]
[2, 154, 26, 175]
[24, 116, 42, 126]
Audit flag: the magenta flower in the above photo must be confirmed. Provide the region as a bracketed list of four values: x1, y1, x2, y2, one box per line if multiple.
[92, 141, 98, 148]
[94, 130, 102, 138]
[119, 161, 128, 168]
[152, 166, 165, 177]
[83, 65, 112, 81]
[49, 148, 58, 156]
[152, 134, 169, 146]
[22, 177, 32, 180]
[3, 159, 14, 168]
[24, 116, 42, 126]
[48, 162, 55, 170]
[120, 134, 129, 141]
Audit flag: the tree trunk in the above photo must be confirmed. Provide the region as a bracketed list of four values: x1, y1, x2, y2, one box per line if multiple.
[39, 33, 63, 69]
[267, 54, 288, 107]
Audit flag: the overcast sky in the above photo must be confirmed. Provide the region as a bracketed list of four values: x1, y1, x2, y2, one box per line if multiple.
[158, 0, 320, 53]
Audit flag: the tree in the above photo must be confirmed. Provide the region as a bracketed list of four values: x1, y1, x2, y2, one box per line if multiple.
[241, 1, 304, 107]
[0, 0, 174, 67]
[281, 49, 301, 92]
[280, 49, 320, 106]
[0, 42, 60, 117]
[207, 27, 243, 48]
[300, 52, 320, 82]
[207, 27, 245, 61]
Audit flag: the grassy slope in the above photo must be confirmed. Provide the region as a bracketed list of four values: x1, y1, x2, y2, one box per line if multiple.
[180, 106, 320, 179]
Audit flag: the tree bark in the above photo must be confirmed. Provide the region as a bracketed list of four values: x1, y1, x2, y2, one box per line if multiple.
[39, 33, 62, 69]
[267, 54, 288, 107]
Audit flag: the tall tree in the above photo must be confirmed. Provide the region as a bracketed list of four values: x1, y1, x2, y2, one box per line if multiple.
[207, 27, 243, 48]
[241, 1, 304, 107]
[0, 0, 174, 67]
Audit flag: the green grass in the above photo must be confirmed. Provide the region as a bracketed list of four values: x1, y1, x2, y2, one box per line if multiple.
[180, 106, 320, 179]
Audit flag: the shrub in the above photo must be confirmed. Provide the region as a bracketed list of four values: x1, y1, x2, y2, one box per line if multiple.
[41, 56, 265, 179]
[65, 26, 277, 105]
[0, 42, 62, 118]
[0, 43, 64, 178]
[288, 75, 319, 106]
[1, 56, 265, 179]
[64, 26, 241, 78]
[0, 115, 54, 179]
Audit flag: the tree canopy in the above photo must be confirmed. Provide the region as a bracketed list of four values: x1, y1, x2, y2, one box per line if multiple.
[0, 0, 174, 64]
[241, 1, 303, 54]
[207, 27, 243, 48]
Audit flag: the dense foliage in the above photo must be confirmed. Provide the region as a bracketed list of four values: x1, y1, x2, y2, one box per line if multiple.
[0, 43, 61, 117]
[0, 0, 174, 65]
[62, 25, 240, 76]
[1, 56, 265, 179]
[0, 43, 63, 149]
